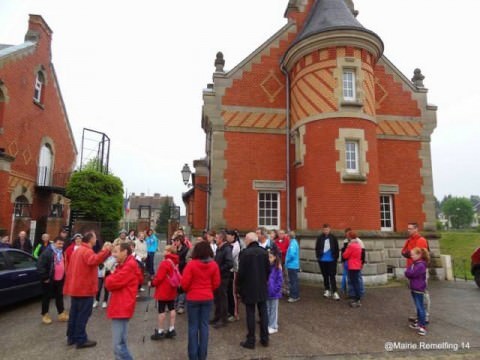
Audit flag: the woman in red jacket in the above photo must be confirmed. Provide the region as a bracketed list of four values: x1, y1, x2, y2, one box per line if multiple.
[181, 241, 221, 360]
[342, 231, 364, 308]
[105, 242, 143, 360]
[150, 245, 179, 340]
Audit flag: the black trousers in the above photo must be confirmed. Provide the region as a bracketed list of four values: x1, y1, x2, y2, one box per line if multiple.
[41, 279, 65, 315]
[213, 276, 229, 323]
[245, 302, 268, 346]
[319, 261, 337, 292]
[96, 277, 109, 302]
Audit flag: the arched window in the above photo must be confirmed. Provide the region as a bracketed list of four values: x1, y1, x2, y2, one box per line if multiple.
[33, 71, 45, 103]
[37, 144, 53, 186]
[14, 195, 31, 218]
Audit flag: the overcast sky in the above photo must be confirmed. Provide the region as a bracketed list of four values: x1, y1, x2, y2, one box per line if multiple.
[1, 0, 478, 212]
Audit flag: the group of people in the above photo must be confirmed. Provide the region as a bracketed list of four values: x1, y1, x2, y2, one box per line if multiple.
[2, 220, 432, 359]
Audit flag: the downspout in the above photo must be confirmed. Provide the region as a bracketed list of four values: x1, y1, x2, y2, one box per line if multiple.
[281, 63, 291, 232]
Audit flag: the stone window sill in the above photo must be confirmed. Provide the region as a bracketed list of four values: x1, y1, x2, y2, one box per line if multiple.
[341, 100, 363, 108]
[33, 99, 44, 109]
[342, 173, 367, 182]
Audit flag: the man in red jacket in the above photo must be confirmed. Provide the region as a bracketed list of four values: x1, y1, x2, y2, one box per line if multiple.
[64, 231, 112, 348]
[105, 242, 143, 360]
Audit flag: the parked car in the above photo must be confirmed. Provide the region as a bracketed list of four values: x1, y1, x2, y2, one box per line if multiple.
[0, 248, 42, 307]
[471, 247, 480, 288]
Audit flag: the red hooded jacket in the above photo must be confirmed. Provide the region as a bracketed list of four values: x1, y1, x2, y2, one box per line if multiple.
[151, 253, 179, 301]
[181, 258, 220, 301]
[342, 241, 363, 270]
[63, 243, 110, 297]
[105, 255, 143, 319]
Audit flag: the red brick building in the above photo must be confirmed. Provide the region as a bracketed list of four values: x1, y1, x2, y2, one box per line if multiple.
[184, 0, 440, 281]
[0, 15, 77, 243]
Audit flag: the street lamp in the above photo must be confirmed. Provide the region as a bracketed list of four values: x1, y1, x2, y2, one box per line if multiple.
[181, 163, 191, 186]
[180, 163, 211, 193]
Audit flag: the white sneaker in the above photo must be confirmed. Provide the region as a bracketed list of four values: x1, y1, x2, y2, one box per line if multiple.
[332, 292, 340, 301]
[102, 301, 107, 309]
[268, 327, 278, 334]
[140, 287, 145, 292]
[93, 301, 98, 308]
[323, 290, 331, 298]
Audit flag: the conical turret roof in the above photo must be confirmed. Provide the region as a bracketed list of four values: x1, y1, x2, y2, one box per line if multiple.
[294, 0, 380, 45]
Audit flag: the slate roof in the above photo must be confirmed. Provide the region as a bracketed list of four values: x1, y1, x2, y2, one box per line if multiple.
[293, 0, 381, 46]
[129, 195, 172, 210]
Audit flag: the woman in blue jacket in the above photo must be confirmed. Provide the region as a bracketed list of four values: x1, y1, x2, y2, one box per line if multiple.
[146, 229, 158, 276]
[285, 231, 300, 303]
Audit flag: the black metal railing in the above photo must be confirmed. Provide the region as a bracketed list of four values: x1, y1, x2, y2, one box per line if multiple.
[37, 166, 71, 189]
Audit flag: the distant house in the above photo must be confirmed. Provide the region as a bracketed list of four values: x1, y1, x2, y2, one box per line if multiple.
[472, 200, 480, 228]
[125, 193, 174, 231]
[0, 15, 77, 242]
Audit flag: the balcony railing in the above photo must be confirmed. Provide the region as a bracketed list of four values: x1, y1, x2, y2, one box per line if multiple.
[37, 166, 71, 192]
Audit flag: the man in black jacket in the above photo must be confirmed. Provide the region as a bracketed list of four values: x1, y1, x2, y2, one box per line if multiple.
[238, 232, 270, 349]
[212, 230, 233, 328]
[315, 224, 340, 300]
[37, 237, 69, 324]
[12, 230, 33, 254]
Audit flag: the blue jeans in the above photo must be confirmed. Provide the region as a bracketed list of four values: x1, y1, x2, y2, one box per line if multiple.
[266, 299, 278, 329]
[112, 319, 132, 360]
[67, 296, 94, 345]
[411, 291, 426, 327]
[288, 268, 299, 299]
[187, 300, 212, 360]
[348, 270, 362, 301]
[146, 252, 155, 275]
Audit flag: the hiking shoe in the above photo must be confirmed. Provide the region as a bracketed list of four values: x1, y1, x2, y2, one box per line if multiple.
[417, 326, 427, 336]
[323, 290, 331, 298]
[93, 300, 98, 308]
[349, 300, 361, 308]
[268, 327, 278, 334]
[150, 329, 165, 340]
[76, 340, 97, 349]
[165, 329, 177, 339]
[57, 311, 69, 322]
[409, 322, 420, 330]
[332, 292, 340, 301]
[42, 314, 52, 325]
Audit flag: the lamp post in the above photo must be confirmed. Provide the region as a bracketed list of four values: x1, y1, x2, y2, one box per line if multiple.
[180, 163, 210, 193]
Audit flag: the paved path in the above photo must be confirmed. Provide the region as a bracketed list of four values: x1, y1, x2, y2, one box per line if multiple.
[0, 276, 479, 360]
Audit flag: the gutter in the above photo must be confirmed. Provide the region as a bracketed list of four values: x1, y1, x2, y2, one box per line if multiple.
[281, 63, 291, 232]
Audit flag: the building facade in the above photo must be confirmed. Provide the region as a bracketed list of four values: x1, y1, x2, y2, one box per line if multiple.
[0, 15, 77, 242]
[184, 0, 442, 282]
[124, 193, 174, 231]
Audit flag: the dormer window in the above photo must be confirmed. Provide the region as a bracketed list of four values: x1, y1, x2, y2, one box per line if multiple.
[342, 69, 356, 101]
[33, 71, 45, 104]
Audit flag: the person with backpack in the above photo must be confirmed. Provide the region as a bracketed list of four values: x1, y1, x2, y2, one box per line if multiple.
[150, 245, 180, 340]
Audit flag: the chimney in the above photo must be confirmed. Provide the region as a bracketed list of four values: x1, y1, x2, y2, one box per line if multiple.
[153, 193, 160, 198]
[140, 192, 145, 197]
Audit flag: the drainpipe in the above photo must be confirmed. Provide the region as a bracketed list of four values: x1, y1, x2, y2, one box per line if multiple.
[281, 64, 291, 232]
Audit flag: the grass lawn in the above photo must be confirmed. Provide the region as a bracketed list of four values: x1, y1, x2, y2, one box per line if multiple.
[439, 231, 480, 280]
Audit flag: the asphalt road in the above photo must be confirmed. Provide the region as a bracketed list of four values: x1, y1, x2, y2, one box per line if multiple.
[0, 277, 479, 360]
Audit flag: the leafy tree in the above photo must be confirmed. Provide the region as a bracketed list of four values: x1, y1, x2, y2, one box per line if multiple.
[66, 170, 124, 240]
[155, 200, 172, 234]
[434, 196, 441, 218]
[441, 197, 474, 229]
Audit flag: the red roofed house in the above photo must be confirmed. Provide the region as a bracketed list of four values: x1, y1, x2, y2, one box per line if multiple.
[183, 0, 442, 282]
[0, 15, 77, 243]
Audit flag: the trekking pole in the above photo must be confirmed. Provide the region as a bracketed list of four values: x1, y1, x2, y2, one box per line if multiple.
[142, 281, 152, 343]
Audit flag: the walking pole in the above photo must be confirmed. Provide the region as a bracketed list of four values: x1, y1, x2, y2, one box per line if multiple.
[142, 282, 152, 344]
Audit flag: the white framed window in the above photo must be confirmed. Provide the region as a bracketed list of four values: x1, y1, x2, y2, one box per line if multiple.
[343, 69, 356, 101]
[33, 72, 44, 103]
[380, 194, 394, 231]
[345, 140, 359, 173]
[37, 144, 53, 186]
[258, 192, 280, 229]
